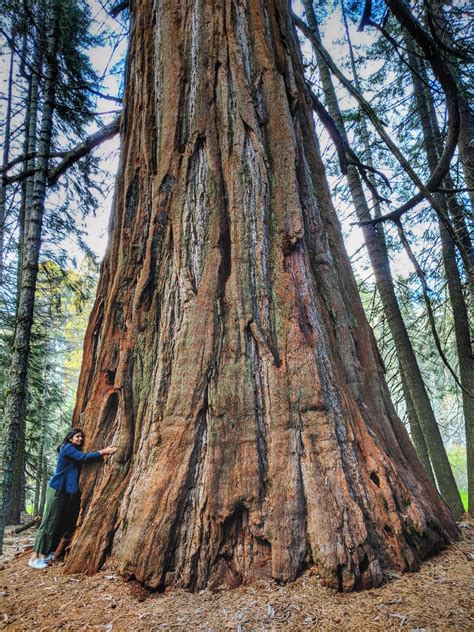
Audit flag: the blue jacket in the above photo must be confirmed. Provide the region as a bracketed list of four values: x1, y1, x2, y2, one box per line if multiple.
[49, 443, 102, 494]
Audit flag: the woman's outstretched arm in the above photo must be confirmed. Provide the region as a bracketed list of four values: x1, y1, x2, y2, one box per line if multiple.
[61, 444, 116, 462]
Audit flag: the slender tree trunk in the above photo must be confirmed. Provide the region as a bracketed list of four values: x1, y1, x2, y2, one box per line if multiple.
[38, 457, 48, 517]
[0, 46, 15, 284]
[341, 7, 430, 482]
[5, 429, 25, 525]
[342, 0, 441, 479]
[399, 367, 434, 483]
[440, 219, 474, 513]
[18, 5, 45, 300]
[18, 78, 34, 302]
[7, 7, 48, 523]
[64, 0, 458, 592]
[303, 0, 463, 516]
[33, 374, 47, 517]
[405, 37, 474, 514]
[0, 0, 61, 553]
[33, 437, 46, 517]
[33, 455, 42, 517]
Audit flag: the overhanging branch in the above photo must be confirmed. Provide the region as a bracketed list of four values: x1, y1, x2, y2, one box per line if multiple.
[48, 115, 121, 186]
[423, 1, 473, 63]
[3, 115, 121, 187]
[293, 11, 459, 229]
[350, 0, 461, 226]
[306, 84, 391, 195]
[1, 151, 65, 175]
[294, 9, 471, 274]
[110, 0, 130, 18]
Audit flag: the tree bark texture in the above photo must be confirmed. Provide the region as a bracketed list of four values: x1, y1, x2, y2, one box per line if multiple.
[5, 429, 25, 525]
[65, 0, 458, 591]
[305, 0, 462, 515]
[17, 25, 44, 305]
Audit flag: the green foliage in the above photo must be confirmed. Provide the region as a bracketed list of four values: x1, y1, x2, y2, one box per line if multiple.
[0, 0, 124, 522]
[55, 0, 100, 135]
[448, 446, 468, 493]
[24, 258, 98, 505]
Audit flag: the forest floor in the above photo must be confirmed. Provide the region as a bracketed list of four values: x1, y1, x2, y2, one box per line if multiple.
[0, 519, 472, 631]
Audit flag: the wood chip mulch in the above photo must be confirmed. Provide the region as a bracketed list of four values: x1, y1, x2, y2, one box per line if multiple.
[0, 518, 473, 631]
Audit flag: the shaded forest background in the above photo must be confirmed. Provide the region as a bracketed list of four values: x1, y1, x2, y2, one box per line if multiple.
[0, 0, 472, 550]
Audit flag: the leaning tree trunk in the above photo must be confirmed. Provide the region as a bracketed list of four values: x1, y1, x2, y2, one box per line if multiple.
[400, 366, 435, 484]
[340, 7, 434, 486]
[304, 0, 461, 514]
[33, 371, 48, 517]
[65, 0, 458, 591]
[406, 38, 474, 514]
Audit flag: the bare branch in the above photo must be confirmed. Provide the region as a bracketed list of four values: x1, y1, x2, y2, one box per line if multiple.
[70, 85, 123, 104]
[3, 168, 37, 186]
[396, 220, 472, 396]
[305, 84, 391, 192]
[48, 115, 121, 186]
[293, 10, 460, 229]
[1, 151, 65, 175]
[110, 1, 130, 18]
[436, 187, 474, 194]
[3, 116, 121, 186]
[306, 87, 348, 172]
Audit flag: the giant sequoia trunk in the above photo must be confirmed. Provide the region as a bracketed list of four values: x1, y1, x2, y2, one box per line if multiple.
[65, 0, 458, 591]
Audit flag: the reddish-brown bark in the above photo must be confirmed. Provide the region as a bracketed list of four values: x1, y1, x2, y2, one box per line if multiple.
[65, 0, 458, 591]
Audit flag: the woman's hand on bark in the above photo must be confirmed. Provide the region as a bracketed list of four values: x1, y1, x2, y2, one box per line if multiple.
[99, 445, 117, 456]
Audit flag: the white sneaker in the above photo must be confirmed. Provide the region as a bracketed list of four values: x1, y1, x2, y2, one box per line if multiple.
[44, 552, 55, 562]
[28, 558, 48, 569]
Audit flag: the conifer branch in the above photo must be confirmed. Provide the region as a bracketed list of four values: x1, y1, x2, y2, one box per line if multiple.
[292, 11, 459, 230]
[48, 115, 121, 186]
[3, 116, 121, 186]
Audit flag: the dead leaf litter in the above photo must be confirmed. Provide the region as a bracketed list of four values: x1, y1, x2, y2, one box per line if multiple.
[0, 518, 473, 631]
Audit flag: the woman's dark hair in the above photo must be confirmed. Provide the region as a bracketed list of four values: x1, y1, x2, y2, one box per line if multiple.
[57, 428, 84, 453]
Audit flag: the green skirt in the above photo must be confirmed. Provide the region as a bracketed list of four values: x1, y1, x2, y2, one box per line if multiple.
[33, 487, 68, 555]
